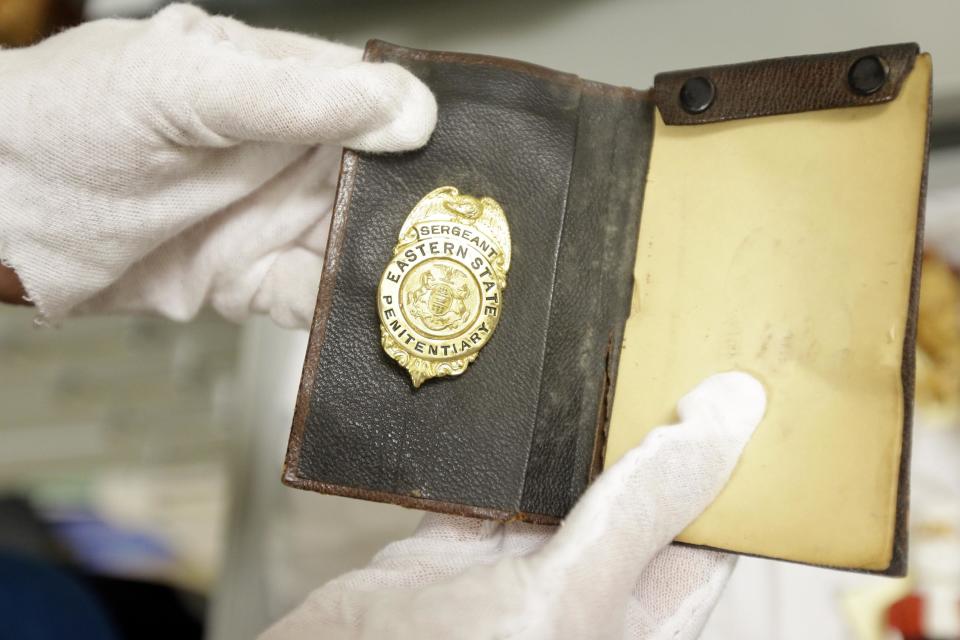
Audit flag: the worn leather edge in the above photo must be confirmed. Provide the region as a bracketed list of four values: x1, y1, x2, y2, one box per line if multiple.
[654, 42, 919, 125]
[885, 56, 934, 578]
[283, 151, 357, 487]
[366, 39, 580, 85]
[284, 477, 563, 525]
[365, 39, 647, 100]
[587, 338, 616, 482]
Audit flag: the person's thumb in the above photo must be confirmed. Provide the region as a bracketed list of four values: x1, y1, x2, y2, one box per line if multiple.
[525, 372, 766, 639]
[626, 545, 738, 639]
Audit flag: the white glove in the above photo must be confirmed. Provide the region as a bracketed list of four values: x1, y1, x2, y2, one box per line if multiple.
[262, 372, 767, 640]
[0, 4, 436, 328]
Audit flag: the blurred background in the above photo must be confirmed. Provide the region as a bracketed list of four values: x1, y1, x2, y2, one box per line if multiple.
[1, 1, 959, 639]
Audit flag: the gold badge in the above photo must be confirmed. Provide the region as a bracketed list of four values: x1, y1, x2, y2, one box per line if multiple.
[378, 187, 511, 388]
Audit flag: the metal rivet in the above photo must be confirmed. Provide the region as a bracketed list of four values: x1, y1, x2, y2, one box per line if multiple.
[679, 76, 715, 114]
[848, 55, 888, 95]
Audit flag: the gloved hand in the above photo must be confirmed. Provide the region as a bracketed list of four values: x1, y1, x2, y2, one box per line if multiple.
[261, 372, 767, 640]
[0, 4, 436, 328]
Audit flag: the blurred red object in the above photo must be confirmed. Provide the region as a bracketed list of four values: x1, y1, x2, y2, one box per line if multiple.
[888, 592, 960, 640]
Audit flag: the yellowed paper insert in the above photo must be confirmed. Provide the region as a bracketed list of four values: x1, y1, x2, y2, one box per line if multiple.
[606, 55, 931, 570]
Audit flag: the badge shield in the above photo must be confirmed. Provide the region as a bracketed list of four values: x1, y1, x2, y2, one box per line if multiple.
[377, 187, 511, 387]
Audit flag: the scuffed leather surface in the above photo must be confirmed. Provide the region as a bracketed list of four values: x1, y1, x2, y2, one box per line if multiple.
[284, 41, 651, 521]
[519, 84, 652, 517]
[654, 43, 918, 125]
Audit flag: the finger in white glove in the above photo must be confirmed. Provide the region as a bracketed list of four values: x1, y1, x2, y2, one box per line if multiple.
[262, 371, 767, 640]
[147, 4, 434, 150]
[0, 4, 436, 327]
[78, 144, 340, 329]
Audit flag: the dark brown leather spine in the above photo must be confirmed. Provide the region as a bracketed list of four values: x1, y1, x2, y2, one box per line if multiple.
[654, 43, 918, 125]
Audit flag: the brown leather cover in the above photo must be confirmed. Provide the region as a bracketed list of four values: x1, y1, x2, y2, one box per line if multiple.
[284, 41, 651, 523]
[653, 43, 918, 125]
[285, 41, 929, 574]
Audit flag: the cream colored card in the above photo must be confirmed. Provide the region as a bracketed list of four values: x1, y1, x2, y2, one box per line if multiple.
[606, 55, 931, 571]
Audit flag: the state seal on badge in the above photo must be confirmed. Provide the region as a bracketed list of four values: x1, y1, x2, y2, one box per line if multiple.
[377, 186, 511, 388]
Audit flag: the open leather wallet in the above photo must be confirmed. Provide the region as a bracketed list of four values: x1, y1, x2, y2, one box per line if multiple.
[283, 42, 932, 575]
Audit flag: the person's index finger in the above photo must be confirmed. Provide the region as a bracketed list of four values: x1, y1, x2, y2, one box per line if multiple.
[189, 53, 436, 151]
[154, 4, 362, 65]
[206, 15, 363, 65]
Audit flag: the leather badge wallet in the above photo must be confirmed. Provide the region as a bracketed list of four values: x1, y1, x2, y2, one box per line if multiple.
[284, 41, 932, 575]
